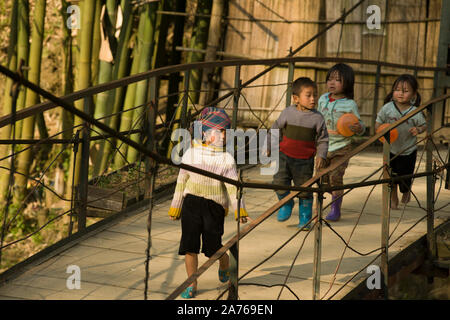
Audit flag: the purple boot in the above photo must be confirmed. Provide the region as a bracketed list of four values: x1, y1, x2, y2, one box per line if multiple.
[325, 195, 342, 221]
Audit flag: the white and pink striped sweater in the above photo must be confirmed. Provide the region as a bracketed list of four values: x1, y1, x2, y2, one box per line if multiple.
[168, 142, 248, 219]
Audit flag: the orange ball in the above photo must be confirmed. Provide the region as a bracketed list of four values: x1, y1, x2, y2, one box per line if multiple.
[376, 123, 399, 143]
[336, 113, 359, 137]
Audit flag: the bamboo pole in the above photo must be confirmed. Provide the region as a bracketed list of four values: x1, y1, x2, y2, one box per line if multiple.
[15, 0, 30, 139]
[53, 0, 75, 204]
[66, 0, 96, 200]
[91, 0, 102, 88]
[0, 1, 18, 202]
[97, 0, 133, 176]
[14, 0, 46, 203]
[126, 1, 158, 164]
[113, 4, 146, 169]
[60, 0, 74, 141]
[91, 1, 118, 177]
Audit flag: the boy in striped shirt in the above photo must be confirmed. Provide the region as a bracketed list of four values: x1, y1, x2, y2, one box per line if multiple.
[268, 77, 328, 229]
[168, 107, 249, 299]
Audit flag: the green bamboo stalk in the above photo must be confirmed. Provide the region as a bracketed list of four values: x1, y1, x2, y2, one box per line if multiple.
[91, 0, 118, 177]
[61, 0, 74, 141]
[0, 1, 18, 203]
[111, 45, 139, 169]
[66, 0, 96, 200]
[15, 0, 30, 139]
[96, 0, 133, 176]
[49, 0, 75, 203]
[71, 0, 81, 90]
[91, 0, 102, 88]
[112, 4, 148, 169]
[126, 2, 158, 164]
[14, 0, 46, 203]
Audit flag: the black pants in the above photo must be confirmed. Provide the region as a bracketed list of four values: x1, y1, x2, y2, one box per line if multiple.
[390, 150, 417, 193]
[179, 194, 225, 258]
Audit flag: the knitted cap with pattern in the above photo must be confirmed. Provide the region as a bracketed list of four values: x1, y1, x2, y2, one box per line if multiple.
[200, 107, 231, 132]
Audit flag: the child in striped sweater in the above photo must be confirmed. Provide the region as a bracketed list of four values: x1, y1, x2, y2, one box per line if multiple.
[268, 77, 329, 230]
[168, 107, 249, 299]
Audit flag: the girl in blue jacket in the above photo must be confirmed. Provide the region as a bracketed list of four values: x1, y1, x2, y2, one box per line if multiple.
[318, 63, 366, 221]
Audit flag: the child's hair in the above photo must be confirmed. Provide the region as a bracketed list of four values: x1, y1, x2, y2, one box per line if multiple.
[384, 74, 421, 107]
[326, 63, 355, 99]
[292, 77, 317, 96]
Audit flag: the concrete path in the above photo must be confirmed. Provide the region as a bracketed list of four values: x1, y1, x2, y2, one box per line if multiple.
[0, 148, 448, 300]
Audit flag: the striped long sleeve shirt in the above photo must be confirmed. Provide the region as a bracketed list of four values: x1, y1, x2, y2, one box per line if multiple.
[168, 142, 248, 220]
[268, 106, 329, 160]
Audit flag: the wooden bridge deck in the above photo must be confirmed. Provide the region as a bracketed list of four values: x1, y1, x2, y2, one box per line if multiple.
[0, 148, 448, 300]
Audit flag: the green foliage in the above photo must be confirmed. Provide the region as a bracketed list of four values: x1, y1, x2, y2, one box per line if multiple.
[8, 203, 37, 237]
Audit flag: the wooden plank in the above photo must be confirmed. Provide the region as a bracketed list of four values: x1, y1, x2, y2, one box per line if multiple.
[86, 207, 115, 218]
[86, 185, 124, 211]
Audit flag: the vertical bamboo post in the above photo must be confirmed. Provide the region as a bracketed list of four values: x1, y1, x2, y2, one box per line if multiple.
[370, 65, 381, 135]
[68, 130, 80, 237]
[312, 188, 324, 300]
[426, 104, 436, 263]
[145, 76, 158, 199]
[231, 65, 241, 130]
[381, 132, 391, 299]
[228, 169, 243, 300]
[144, 76, 158, 300]
[286, 48, 294, 108]
[77, 97, 91, 232]
[15, 0, 29, 138]
[67, 0, 95, 200]
[0, 76, 20, 267]
[180, 70, 190, 129]
[0, 0, 18, 201]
